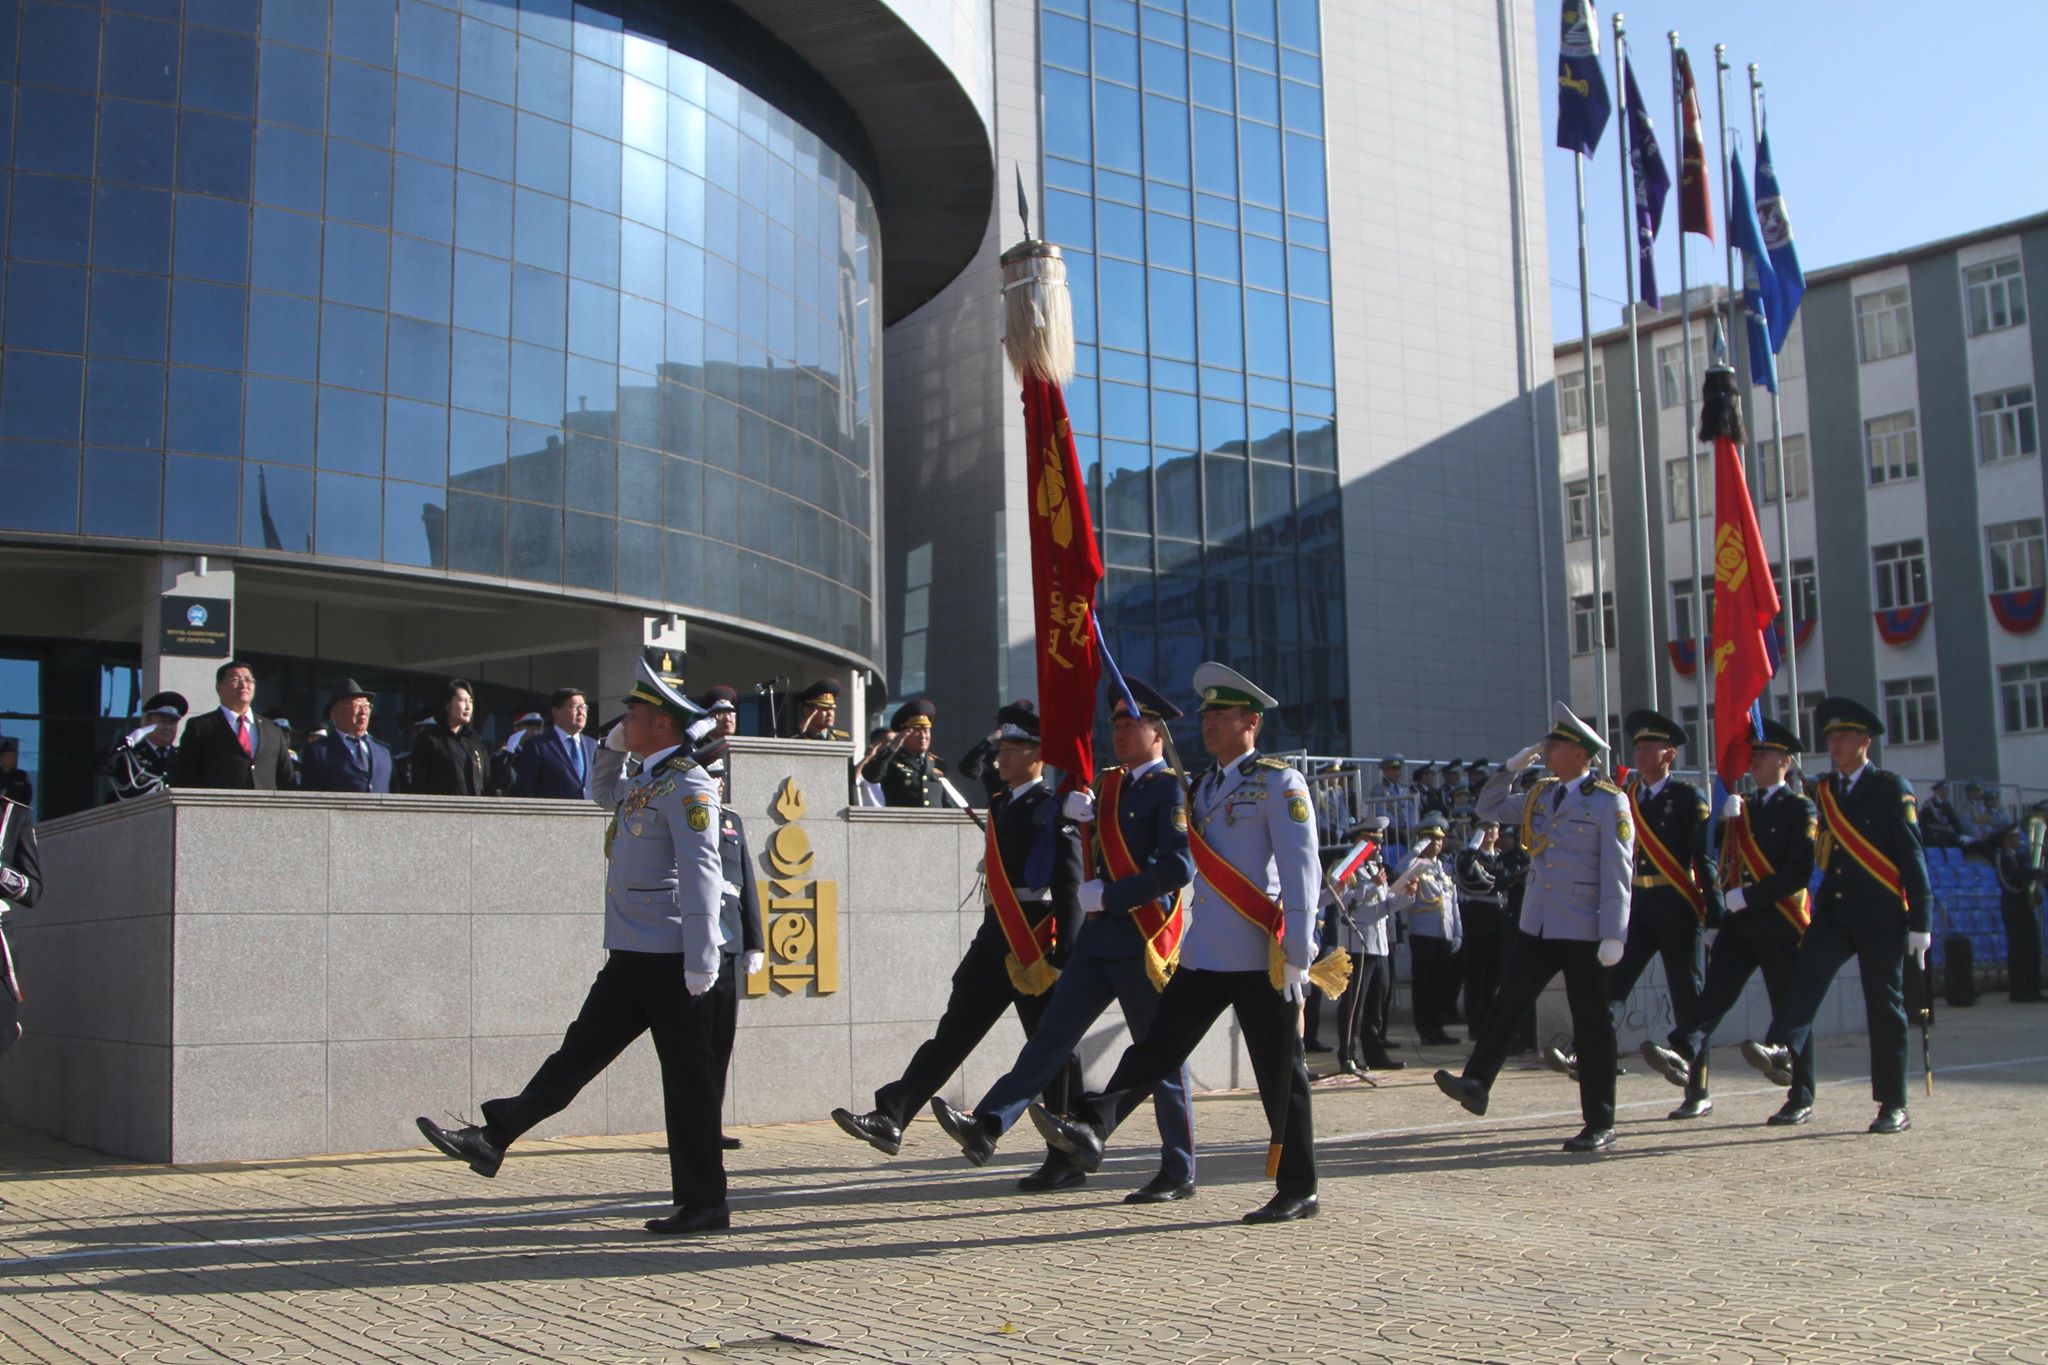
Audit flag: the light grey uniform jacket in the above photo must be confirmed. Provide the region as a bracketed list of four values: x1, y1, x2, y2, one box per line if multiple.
[1183, 751, 1323, 972]
[592, 745, 726, 976]
[1476, 768, 1632, 943]
[1396, 855, 1461, 947]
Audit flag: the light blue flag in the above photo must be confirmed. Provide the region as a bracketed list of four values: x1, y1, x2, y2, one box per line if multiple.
[1753, 125, 1805, 354]
[1728, 147, 1778, 395]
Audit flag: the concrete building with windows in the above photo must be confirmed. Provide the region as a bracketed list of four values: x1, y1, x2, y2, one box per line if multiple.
[1555, 211, 2048, 792]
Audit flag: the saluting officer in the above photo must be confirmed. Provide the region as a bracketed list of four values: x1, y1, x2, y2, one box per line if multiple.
[1641, 718, 1818, 1125]
[931, 678, 1198, 1203]
[417, 649, 733, 1235]
[860, 699, 951, 808]
[832, 706, 1086, 1188]
[1029, 663, 1324, 1224]
[1740, 697, 1931, 1135]
[1436, 703, 1633, 1153]
[792, 679, 850, 740]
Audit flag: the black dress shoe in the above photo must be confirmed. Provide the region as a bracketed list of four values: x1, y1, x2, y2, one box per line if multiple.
[1766, 1102, 1813, 1126]
[1418, 1032, 1460, 1046]
[1017, 1158, 1087, 1192]
[1869, 1105, 1911, 1135]
[1026, 1103, 1105, 1173]
[1639, 1039, 1692, 1089]
[645, 1205, 731, 1235]
[930, 1098, 996, 1167]
[1304, 1038, 1333, 1053]
[1667, 1096, 1713, 1120]
[830, 1107, 902, 1157]
[416, 1117, 503, 1178]
[1542, 1046, 1579, 1081]
[1562, 1126, 1615, 1153]
[1433, 1069, 1488, 1116]
[1740, 1040, 1794, 1087]
[1366, 1058, 1407, 1071]
[1243, 1192, 1318, 1224]
[720, 1135, 742, 1151]
[1123, 1173, 1196, 1204]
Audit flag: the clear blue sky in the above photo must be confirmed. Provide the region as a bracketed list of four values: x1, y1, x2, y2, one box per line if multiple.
[1538, 1, 2048, 341]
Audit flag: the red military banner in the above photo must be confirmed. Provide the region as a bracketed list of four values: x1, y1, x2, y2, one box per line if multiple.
[1710, 430, 1781, 781]
[1022, 374, 1105, 785]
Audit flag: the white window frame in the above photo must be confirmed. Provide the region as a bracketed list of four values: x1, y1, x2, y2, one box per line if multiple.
[1964, 256, 2027, 337]
[1987, 517, 2047, 593]
[1855, 286, 1914, 362]
[1975, 385, 2038, 464]
[2000, 660, 2048, 734]
[1787, 556, 1818, 624]
[1563, 476, 1611, 541]
[1882, 676, 1940, 745]
[1757, 433, 1811, 504]
[1865, 411, 1920, 485]
[1665, 457, 1713, 522]
[1797, 690, 1824, 753]
[1670, 574, 1712, 641]
[1558, 363, 1606, 434]
[1872, 539, 1929, 610]
[1571, 591, 1615, 656]
[1776, 318, 1805, 382]
[1656, 343, 1685, 409]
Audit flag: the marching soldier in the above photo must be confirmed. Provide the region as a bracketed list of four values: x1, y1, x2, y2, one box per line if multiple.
[931, 679, 1198, 1202]
[1454, 819, 1510, 1041]
[1435, 703, 1633, 1153]
[1027, 663, 1324, 1223]
[832, 706, 1086, 1187]
[1, 792, 42, 1064]
[1740, 697, 1931, 1135]
[1641, 718, 1818, 1124]
[417, 649, 733, 1234]
[792, 679, 849, 740]
[860, 699, 951, 808]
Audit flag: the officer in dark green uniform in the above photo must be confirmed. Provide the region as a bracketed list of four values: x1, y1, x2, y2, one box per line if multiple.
[792, 679, 850, 740]
[1741, 697, 1930, 1134]
[860, 699, 950, 808]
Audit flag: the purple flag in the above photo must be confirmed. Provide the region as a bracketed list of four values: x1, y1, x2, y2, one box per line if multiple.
[1622, 53, 1670, 307]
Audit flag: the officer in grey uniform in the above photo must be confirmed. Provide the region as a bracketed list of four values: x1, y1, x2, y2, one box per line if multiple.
[418, 648, 733, 1235]
[1435, 702, 1634, 1152]
[1326, 815, 1405, 1074]
[1030, 662, 1325, 1223]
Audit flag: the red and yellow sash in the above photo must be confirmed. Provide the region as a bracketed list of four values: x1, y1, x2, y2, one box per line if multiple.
[1188, 789, 1288, 990]
[1096, 767, 1187, 991]
[1626, 778, 1707, 922]
[986, 811, 1059, 996]
[1816, 779, 1908, 913]
[1723, 808, 1812, 933]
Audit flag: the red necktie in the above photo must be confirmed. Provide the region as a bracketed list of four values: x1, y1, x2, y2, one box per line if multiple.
[238, 717, 254, 757]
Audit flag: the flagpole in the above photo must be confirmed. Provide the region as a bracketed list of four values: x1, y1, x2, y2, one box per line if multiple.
[1672, 31, 1709, 790]
[1612, 13, 1657, 711]
[1575, 150, 1612, 740]
[1750, 68, 1800, 729]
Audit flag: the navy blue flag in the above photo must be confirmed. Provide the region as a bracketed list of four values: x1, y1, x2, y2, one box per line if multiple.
[1623, 53, 1670, 307]
[1729, 147, 1778, 395]
[1754, 125, 1806, 354]
[1555, 2, 1611, 157]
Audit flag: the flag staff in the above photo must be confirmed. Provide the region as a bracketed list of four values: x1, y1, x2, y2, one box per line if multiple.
[1612, 12, 1657, 711]
[1749, 66, 1801, 729]
[1671, 31, 1711, 790]
[1573, 156, 1612, 734]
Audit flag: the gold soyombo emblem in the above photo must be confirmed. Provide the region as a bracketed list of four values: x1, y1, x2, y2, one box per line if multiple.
[746, 776, 840, 997]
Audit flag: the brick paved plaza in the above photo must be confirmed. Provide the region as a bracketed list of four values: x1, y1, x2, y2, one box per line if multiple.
[2, 1003, 2044, 1364]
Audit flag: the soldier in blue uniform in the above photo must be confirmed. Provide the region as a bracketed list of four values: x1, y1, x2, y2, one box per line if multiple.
[1436, 702, 1633, 1153]
[832, 705, 1086, 1188]
[417, 648, 733, 1234]
[1028, 663, 1324, 1224]
[1640, 718, 1818, 1124]
[932, 678, 1198, 1202]
[860, 699, 952, 808]
[696, 738, 767, 1151]
[1740, 697, 1931, 1134]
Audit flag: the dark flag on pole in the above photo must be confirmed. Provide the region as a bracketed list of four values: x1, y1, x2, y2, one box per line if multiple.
[1754, 124, 1806, 353]
[1729, 147, 1779, 395]
[1674, 49, 1714, 240]
[1622, 54, 1670, 307]
[1556, 2, 1611, 156]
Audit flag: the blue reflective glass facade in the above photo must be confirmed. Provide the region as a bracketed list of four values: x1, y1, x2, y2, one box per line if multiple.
[0, 0, 881, 658]
[1040, 0, 1345, 751]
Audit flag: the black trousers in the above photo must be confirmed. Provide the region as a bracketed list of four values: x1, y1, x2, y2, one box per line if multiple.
[1078, 966, 1316, 1198]
[1461, 902, 1509, 1038]
[2001, 894, 2042, 1000]
[1410, 937, 1459, 1036]
[1608, 897, 1705, 1098]
[1778, 910, 1909, 1109]
[872, 931, 1079, 1134]
[1673, 910, 1814, 1106]
[481, 949, 725, 1211]
[0, 982, 16, 1060]
[712, 952, 741, 1121]
[1466, 931, 1616, 1130]
[1336, 952, 1395, 1068]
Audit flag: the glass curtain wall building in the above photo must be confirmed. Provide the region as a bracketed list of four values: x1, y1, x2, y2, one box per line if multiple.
[1039, 0, 1345, 752]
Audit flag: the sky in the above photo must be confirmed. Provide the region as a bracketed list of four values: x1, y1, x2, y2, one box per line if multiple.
[1535, 1, 2048, 342]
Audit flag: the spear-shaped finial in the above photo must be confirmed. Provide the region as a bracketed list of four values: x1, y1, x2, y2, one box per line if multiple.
[1015, 165, 1033, 243]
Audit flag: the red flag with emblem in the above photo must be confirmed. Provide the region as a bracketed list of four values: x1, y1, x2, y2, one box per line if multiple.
[1022, 375, 1104, 784]
[1710, 417, 1780, 781]
[1675, 49, 1715, 240]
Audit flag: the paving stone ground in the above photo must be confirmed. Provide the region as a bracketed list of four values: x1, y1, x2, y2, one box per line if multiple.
[2, 1002, 2045, 1364]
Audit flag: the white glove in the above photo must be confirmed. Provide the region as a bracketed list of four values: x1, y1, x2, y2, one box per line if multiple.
[1724, 887, 1747, 913]
[0, 867, 26, 900]
[603, 723, 631, 753]
[1596, 938, 1625, 967]
[1907, 931, 1932, 965]
[686, 716, 719, 744]
[1281, 964, 1311, 1003]
[1506, 742, 1543, 773]
[685, 969, 717, 996]
[1721, 793, 1743, 821]
[1704, 928, 1719, 951]
[743, 950, 765, 976]
[1077, 879, 1105, 915]
[1062, 789, 1096, 822]
[126, 725, 155, 748]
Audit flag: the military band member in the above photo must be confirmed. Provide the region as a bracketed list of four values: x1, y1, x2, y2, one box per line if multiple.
[792, 679, 850, 740]
[0, 794, 43, 1063]
[860, 699, 951, 809]
[418, 649, 732, 1234]
[1029, 663, 1323, 1223]
[1327, 815, 1406, 1074]
[1436, 703, 1633, 1153]
[1740, 697, 1931, 1135]
[832, 706, 1086, 1187]
[932, 679, 1198, 1202]
[1402, 813, 1463, 1046]
[1640, 718, 1818, 1124]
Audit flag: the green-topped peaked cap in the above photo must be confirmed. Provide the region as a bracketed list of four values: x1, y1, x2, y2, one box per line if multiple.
[1815, 695, 1885, 739]
[1547, 700, 1607, 756]
[1752, 717, 1802, 754]
[1624, 707, 1689, 750]
[623, 646, 704, 723]
[1192, 660, 1277, 713]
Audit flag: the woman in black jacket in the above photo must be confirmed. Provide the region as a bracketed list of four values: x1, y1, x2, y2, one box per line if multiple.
[407, 678, 492, 796]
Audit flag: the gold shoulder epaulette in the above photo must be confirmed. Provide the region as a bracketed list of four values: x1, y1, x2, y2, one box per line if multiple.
[1253, 756, 1290, 771]
[1592, 778, 1623, 796]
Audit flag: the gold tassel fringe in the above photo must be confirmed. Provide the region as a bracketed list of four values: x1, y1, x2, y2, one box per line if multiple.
[1307, 948, 1353, 998]
[1006, 951, 1060, 998]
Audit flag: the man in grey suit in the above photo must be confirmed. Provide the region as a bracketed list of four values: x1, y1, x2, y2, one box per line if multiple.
[1435, 702, 1634, 1153]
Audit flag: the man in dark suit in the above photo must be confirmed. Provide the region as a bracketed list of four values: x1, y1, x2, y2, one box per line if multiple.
[300, 679, 397, 793]
[173, 660, 295, 790]
[511, 688, 598, 800]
